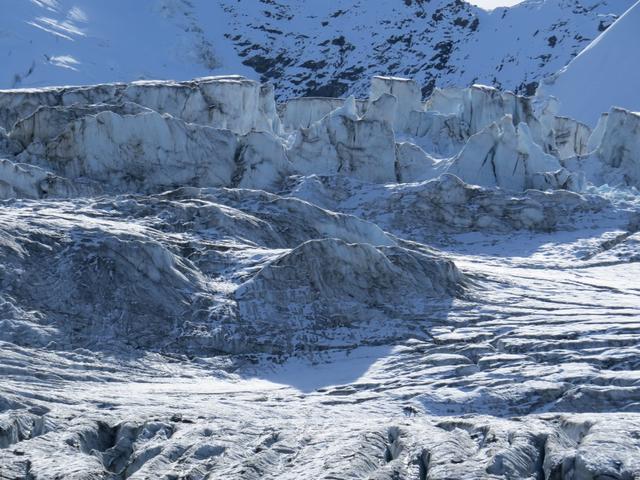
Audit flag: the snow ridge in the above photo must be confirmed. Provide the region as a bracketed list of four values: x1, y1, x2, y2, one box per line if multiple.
[540, 0, 640, 125]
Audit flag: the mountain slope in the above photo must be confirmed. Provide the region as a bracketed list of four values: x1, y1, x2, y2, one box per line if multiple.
[221, 0, 631, 98]
[0, 0, 254, 89]
[540, 0, 640, 126]
[0, 0, 633, 98]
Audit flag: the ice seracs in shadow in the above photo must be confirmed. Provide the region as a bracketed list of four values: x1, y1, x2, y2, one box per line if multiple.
[445, 114, 580, 191]
[236, 238, 463, 353]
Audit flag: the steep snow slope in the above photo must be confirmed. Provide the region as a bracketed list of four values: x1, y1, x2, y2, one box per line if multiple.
[0, 0, 254, 89]
[0, 0, 633, 98]
[540, 1, 640, 126]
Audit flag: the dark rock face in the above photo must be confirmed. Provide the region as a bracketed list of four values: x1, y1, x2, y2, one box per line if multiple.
[219, 0, 632, 100]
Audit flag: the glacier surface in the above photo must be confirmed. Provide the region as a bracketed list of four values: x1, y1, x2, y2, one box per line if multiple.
[0, 75, 639, 479]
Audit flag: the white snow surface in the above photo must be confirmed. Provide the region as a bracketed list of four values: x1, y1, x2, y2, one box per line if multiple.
[0, 75, 640, 478]
[0, 0, 254, 89]
[540, 1, 640, 126]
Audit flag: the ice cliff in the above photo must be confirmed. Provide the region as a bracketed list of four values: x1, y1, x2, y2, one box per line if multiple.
[1, 75, 637, 199]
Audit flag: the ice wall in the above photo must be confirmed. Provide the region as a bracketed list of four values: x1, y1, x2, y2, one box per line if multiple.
[1, 75, 637, 200]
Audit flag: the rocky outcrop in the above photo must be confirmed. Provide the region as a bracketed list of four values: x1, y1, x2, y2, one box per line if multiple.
[217, 0, 632, 99]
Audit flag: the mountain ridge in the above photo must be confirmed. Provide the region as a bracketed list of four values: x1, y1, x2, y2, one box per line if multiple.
[1, 0, 633, 99]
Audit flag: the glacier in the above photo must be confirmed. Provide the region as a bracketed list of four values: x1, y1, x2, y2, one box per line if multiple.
[0, 74, 639, 479]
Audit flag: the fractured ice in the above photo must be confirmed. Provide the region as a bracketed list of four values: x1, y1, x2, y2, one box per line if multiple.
[0, 75, 639, 479]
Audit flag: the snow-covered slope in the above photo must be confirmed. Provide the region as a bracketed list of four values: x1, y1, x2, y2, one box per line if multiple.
[540, 1, 640, 126]
[0, 0, 254, 89]
[0, 0, 633, 98]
